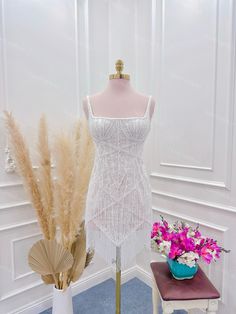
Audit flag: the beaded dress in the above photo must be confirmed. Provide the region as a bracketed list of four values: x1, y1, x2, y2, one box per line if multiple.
[84, 95, 153, 269]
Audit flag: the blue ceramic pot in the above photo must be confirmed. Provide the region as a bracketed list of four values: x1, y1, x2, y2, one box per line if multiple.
[167, 257, 198, 280]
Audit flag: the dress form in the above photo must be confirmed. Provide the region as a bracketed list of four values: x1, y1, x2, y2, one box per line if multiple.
[83, 77, 155, 119]
[83, 60, 155, 314]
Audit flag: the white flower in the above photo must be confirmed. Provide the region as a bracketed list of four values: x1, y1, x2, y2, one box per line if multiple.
[208, 249, 218, 260]
[187, 230, 195, 237]
[194, 238, 202, 245]
[168, 224, 175, 232]
[158, 240, 171, 255]
[177, 252, 199, 268]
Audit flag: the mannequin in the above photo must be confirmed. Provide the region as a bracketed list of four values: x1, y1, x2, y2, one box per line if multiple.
[83, 60, 155, 118]
[83, 60, 155, 314]
[83, 71, 155, 120]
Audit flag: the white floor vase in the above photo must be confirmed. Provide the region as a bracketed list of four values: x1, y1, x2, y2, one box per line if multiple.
[52, 285, 73, 314]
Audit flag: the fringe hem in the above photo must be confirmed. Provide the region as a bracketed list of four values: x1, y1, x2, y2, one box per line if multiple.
[85, 219, 153, 270]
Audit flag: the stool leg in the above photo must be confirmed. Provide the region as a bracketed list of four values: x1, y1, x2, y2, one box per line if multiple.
[152, 280, 160, 314]
[207, 299, 218, 314]
[162, 301, 174, 314]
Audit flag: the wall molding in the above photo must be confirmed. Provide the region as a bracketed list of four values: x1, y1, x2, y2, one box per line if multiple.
[158, 0, 219, 172]
[150, 172, 227, 189]
[152, 189, 236, 214]
[11, 232, 42, 281]
[4, 146, 16, 173]
[157, 0, 234, 192]
[0, 279, 43, 303]
[0, 219, 38, 232]
[0, 182, 23, 189]
[0, 201, 31, 211]
[152, 206, 228, 232]
[225, 0, 236, 190]
[159, 163, 213, 171]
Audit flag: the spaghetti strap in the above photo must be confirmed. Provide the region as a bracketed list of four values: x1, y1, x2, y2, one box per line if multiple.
[144, 95, 152, 119]
[86, 95, 93, 117]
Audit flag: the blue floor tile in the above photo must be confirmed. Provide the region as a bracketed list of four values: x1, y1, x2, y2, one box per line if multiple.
[40, 277, 186, 314]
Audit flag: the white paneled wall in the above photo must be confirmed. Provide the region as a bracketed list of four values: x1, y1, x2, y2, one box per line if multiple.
[138, 1, 236, 314]
[0, 1, 112, 313]
[0, 0, 236, 313]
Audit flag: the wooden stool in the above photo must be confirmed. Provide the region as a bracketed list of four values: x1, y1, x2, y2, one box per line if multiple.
[150, 262, 220, 314]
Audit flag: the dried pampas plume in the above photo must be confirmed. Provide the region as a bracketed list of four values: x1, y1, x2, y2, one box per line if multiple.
[53, 130, 77, 249]
[69, 118, 95, 243]
[53, 118, 94, 249]
[38, 115, 56, 239]
[4, 111, 50, 239]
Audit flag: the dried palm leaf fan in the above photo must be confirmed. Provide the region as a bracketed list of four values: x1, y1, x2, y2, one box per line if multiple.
[28, 239, 73, 289]
[41, 273, 55, 285]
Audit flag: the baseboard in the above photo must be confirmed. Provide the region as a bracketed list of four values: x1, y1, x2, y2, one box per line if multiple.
[135, 265, 153, 287]
[110, 264, 137, 284]
[10, 264, 152, 314]
[13, 266, 112, 314]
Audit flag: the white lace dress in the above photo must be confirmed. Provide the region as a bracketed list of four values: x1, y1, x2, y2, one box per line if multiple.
[84, 95, 153, 270]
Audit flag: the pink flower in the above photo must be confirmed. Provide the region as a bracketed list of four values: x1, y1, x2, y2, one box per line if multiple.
[151, 222, 161, 238]
[169, 243, 183, 259]
[194, 230, 201, 238]
[200, 246, 214, 264]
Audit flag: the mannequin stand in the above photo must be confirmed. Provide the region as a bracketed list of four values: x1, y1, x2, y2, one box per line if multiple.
[116, 246, 121, 314]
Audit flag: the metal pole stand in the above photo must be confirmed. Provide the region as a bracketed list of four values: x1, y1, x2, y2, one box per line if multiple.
[115, 246, 121, 314]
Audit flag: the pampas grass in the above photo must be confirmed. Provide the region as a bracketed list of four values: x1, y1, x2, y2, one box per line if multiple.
[38, 115, 56, 239]
[69, 118, 95, 245]
[53, 131, 77, 249]
[53, 118, 94, 250]
[52, 118, 95, 289]
[4, 112, 95, 290]
[4, 111, 50, 239]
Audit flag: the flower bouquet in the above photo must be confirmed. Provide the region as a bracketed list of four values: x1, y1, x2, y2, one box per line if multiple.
[151, 216, 229, 280]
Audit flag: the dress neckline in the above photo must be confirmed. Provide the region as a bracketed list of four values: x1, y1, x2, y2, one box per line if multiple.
[86, 95, 152, 120]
